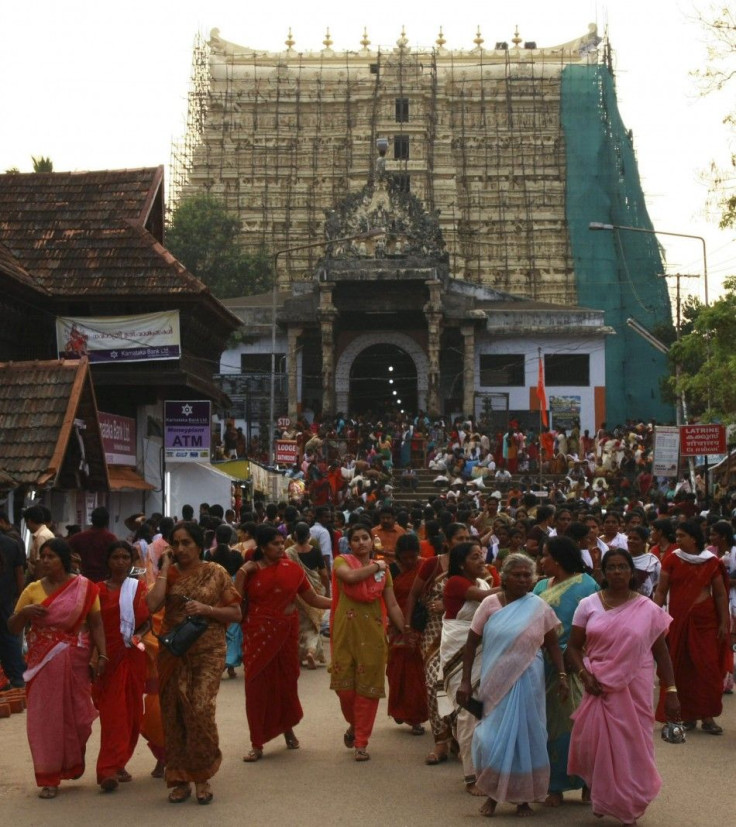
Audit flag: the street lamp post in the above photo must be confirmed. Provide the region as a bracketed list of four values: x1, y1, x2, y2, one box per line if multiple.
[267, 229, 384, 465]
[588, 222, 708, 306]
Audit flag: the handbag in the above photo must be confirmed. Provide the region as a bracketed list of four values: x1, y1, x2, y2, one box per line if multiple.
[158, 615, 209, 657]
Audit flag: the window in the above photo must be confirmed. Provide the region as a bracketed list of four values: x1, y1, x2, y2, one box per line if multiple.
[394, 135, 409, 160]
[395, 97, 409, 122]
[544, 354, 590, 386]
[393, 173, 410, 193]
[479, 354, 525, 387]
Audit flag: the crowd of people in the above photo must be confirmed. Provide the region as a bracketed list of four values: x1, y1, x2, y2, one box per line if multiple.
[1, 412, 735, 822]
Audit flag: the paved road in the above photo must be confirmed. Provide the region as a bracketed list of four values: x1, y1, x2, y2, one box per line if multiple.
[0, 662, 732, 826]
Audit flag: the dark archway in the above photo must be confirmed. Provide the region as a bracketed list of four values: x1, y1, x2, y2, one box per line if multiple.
[349, 344, 417, 415]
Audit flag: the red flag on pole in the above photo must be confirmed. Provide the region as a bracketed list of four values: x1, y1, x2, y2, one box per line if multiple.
[537, 356, 548, 427]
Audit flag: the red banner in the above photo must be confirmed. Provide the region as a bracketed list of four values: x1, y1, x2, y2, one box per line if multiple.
[680, 424, 726, 456]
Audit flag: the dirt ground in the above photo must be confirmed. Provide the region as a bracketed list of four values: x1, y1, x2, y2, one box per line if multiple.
[0, 663, 732, 826]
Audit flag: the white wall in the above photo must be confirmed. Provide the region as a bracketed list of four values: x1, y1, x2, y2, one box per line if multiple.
[474, 335, 606, 434]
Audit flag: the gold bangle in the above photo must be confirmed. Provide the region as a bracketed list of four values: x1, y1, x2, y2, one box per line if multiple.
[157, 575, 167, 581]
[98, 655, 109, 661]
[558, 672, 568, 679]
[665, 685, 678, 693]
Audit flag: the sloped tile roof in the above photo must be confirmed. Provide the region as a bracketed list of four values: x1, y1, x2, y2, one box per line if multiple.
[0, 241, 44, 292]
[0, 359, 105, 488]
[0, 168, 209, 298]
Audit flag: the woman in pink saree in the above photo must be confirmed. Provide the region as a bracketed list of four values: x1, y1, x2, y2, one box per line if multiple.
[566, 549, 679, 826]
[9, 538, 106, 799]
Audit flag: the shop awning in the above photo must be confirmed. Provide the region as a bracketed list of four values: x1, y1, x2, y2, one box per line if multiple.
[107, 465, 155, 491]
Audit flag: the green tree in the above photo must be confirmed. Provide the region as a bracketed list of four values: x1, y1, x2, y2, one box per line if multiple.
[31, 156, 53, 172]
[669, 276, 736, 422]
[166, 194, 271, 298]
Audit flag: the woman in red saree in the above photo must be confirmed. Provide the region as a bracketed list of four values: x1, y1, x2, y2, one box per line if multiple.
[387, 534, 428, 734]
[93, 541, 148, 791]
[653, 519, 730, 733]
[146, 521, 242, 804]
[236, 524, 330, 762]
[9, 538, 106, 799]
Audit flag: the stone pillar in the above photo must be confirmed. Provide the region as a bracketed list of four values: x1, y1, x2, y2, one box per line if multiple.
[424, 281, 443, 415]
[318, 284, 338, 417]
[287, 325, 302, 422]
[461, 323, 476, 416]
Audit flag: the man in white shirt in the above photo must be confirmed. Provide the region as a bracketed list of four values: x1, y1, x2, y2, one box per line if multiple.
[23, 505, 55, 581]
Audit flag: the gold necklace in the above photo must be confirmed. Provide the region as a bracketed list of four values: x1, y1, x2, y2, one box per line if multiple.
[600, 589, 635, 610]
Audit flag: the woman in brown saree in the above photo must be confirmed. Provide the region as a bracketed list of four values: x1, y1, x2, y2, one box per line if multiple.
[146, 521, 241, 805]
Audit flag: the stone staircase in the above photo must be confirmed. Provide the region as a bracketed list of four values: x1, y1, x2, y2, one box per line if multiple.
[389, 468, 569, 509]
[389, 468, 446, 507]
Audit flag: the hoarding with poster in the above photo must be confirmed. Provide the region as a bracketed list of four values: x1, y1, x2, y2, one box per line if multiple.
[56, 311, 180, 363]
[652, 426, 680, 477]
[680, 424, 726, 457]
[549, 395, 581, 432]
[164, 400, 211, 462]
[276, 439, 299, 466]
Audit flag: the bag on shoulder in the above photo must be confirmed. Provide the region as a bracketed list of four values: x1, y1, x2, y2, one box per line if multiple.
[158, 615, 208, 657]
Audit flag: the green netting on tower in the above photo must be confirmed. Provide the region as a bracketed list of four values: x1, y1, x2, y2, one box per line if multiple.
[562, 64, 675, 427]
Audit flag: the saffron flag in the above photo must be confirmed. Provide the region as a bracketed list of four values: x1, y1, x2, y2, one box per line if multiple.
[537, 357, 548, 428]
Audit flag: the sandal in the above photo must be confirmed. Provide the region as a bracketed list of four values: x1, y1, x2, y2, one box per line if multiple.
[38, 786, 58, 800]
[701, 721, 724, 735]
[305, 651, 317, 670]
[195, 782, 213, 805]
[343, 728, 355, 749]
[242, 748, 263, 762]
[168, 784, 191, 803]
[100, 776, 119, 792]
[354, 747, 370, 762]
[410, 724, 426, 736]
[425, 741, 449, 765]
[151, 760, 165, 779]
[284, 731, 300, 749]
[116, 769, 132, 783]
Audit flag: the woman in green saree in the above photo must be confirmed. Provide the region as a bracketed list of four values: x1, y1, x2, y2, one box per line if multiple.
[533, 534, 599, 808]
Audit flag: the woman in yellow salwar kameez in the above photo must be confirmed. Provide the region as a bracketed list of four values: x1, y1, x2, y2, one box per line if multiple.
[330, 523, 405, 761]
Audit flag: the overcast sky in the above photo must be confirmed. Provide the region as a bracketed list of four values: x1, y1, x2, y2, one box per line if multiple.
[2, 0, 734, 301]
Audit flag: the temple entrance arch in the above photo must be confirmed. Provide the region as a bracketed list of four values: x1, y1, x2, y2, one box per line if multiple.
[335, 332, 428, 415]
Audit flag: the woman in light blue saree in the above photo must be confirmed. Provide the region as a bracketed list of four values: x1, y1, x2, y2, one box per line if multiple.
[533, 535, 599, 807]
[457, 553, 567, 818]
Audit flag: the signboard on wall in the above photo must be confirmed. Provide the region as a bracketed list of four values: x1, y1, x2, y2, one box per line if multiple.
[680, 424, 726, 457]
[99, 412, 136, 466]
[56, 310, 181, 363]
[164, 400, 211, 462]
[652, 426, 680, 477]
[549, 395, 581, 431]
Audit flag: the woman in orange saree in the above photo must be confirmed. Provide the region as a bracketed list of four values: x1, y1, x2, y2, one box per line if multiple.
[9, 538, 105, 799]
[146, 521, 241, 805]
[236, 524, 331, 762]
[93, 541, 148, 791]
[387, 534, 428, 733]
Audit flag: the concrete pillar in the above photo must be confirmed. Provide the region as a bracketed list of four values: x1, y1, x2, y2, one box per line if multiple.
[318, 284, 337, 417]
[287, 325, 302, 422]
[424, 280, 443, 415]
[461, 323, 476, 416]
